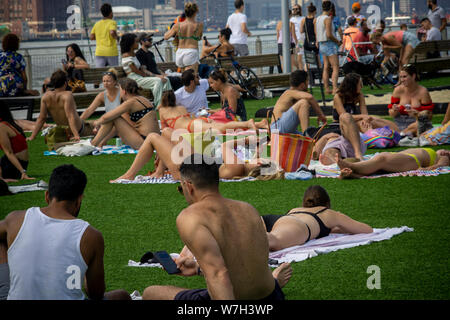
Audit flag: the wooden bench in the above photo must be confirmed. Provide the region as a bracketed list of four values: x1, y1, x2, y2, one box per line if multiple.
[411, 40, 450, 74]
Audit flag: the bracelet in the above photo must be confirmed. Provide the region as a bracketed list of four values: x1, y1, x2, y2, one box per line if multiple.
[22, 169, 27, 174]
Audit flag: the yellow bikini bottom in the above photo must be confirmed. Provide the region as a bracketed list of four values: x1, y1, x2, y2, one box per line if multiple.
[404, 148, 437, 168]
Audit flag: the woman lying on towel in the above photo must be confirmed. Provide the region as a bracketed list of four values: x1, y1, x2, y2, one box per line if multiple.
[336, 148, 450, 179]
[90, 78, 159, 150]
[263, 185, 373, 251]
[111, 130, 281, 181]
[158, 91, 268, 133]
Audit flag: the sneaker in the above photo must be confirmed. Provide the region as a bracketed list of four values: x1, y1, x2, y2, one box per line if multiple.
[399, 136, 419, 147]
[419, 136, 431, 146]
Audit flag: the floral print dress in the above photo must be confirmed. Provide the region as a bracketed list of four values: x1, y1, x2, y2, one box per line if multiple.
[0, 50, 26, 97]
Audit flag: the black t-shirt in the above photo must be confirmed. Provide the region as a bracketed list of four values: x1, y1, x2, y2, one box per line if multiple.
[135, 48, 160, 75]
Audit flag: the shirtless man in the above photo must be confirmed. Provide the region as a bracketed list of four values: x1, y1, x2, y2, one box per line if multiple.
[388, 65, 434, 143]
[271, 70, 327, 134]
[313, 112, 367, 165]
[142, 154, 292, 300]
[28, 69, 93, 142]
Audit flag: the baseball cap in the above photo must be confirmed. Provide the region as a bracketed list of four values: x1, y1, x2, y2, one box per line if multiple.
[352, 2, 361, 11]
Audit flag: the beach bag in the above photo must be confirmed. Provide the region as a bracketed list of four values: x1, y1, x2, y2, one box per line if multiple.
[45, 125, 71, 151]
[269, 112, 326, 172]
[208, 109, 238, 123]
[180, 129, 217, 157]
[360, 126, 401, 148]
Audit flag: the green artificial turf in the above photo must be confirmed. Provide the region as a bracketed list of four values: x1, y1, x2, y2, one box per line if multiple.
[1, 98, 449, 300]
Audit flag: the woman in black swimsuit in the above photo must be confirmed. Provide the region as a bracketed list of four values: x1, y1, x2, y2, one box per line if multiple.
[91, 78, 159, 150]
[262, 185, 372, 251]
[332, 73, 368, 122]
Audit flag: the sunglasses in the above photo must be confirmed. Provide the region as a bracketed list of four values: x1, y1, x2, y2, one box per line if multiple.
[103, 71, 117, 80]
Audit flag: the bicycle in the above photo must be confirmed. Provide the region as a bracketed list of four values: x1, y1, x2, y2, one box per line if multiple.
[200, 44, 265, 100]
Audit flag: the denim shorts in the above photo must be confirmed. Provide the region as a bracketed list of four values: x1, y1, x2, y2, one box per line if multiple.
[402, 32, 420, 49]
[319, 40, 338, 57]
[270, 107, 301, 134]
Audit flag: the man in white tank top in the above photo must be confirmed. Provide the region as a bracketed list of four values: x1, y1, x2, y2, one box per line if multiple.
[0, 165, 130, 300]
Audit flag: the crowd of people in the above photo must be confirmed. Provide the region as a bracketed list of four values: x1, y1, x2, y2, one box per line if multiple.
[0, 0, 449, 301]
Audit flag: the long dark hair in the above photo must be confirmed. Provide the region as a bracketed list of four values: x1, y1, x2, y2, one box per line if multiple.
[303, 185, 331, 208]
[337, 73, 361, 104]
[65, 43, 86, 62]
[161, 91, 177, 107]
[0, 101, 25, 137]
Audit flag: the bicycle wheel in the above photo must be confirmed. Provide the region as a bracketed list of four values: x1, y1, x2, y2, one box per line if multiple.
[236, 66, 265, 100]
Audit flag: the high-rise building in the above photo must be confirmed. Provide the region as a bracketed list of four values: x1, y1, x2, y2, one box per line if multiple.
[0, 0, 37, 36]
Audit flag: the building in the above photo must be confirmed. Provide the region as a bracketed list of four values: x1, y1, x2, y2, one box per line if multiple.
[149, 4, 183, 31]
[0, 0, 37, 36]
[106, 0, 157, 10]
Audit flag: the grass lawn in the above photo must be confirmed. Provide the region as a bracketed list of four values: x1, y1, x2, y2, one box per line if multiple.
[1, 93, 449, 300]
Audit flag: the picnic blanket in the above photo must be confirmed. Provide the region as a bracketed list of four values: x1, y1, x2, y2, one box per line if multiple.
[308, 154, 450, 179]
[111, 174, 256, 184]
[126, 227, 413, 269]
[8, 180, 48, 194]
[44, 143, 138, 156]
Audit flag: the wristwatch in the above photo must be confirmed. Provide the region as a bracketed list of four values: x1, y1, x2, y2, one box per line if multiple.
[22, 169, 27, 174]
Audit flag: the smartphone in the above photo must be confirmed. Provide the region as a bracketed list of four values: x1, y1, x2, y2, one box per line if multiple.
[154, 251, 181, 274]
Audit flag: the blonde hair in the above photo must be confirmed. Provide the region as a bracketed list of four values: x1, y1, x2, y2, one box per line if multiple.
[247, 161, 285, 181]
[103, 68, 119, 81]
[185, 2, 199, 17]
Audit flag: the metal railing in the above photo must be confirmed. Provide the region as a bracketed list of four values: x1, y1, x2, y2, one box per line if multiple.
[19, 36, 278, 90]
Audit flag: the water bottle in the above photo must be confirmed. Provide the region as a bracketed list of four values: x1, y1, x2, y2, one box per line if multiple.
[116, 138, 122, 147]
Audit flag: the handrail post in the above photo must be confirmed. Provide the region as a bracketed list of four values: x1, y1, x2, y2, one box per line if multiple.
[165, 43, 173, 62]
[255, 36, 262, 74]
[23, 49, 32, 90]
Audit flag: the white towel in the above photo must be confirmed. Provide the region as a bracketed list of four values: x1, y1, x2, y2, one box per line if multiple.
[8, 180, 48, 194]
[269, 227, 414, 265]
[127, 227, 413, 268]
[56, 140, 96, 157]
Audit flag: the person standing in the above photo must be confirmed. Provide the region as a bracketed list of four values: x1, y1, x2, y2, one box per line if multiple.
[344, 2, 366, 29]
[90, 3, 119, 67]
[427, 0, 447, 40]
[226, 0, 251, 56]
[315, 1, 341, 95]
[290, 4, 305, 70]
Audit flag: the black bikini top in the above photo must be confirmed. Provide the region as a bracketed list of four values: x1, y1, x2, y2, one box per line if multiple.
[130, 98, 154, 122]
[287, 207, 331, 239]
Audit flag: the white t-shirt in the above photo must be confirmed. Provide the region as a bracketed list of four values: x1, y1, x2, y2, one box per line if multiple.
[175, 79, 209, 114]
[290, 16, 305, 43]
[227, 12, 248, 45]
[427, 26, 442, 41]
[428, 6, 445, 30]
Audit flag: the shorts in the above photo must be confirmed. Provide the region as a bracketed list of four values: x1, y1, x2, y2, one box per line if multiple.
[319, 40, 338, 57]
[232, 43, 249, 57]
[0, 263, 9, 300]
[322, 135, 367, 159]
[0, 156, 28, 180]
[402, 32, 420, 49]
[94, 56, 119, 68]
[270, 107, 302, 134]
[174, 280, 284, 301]
[176, 48, 199, 68]
[394, 114, 416, 132]
[278, 43, 296, 56]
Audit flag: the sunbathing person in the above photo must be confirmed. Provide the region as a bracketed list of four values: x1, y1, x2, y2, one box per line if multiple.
[111, 130, 280, 182]
[159, 91, 267, 133]
[312, 112, 367, 165]
[28, 69, 94, 143]
[0, 104, 34, 181]
[388, 64, 434, 142]
[80, 69, 121, 147]
[336, 148, 450, 179]
[263, 185, 373, 251]
[271, 70, 327, 134]
[90, 78, 159, 150]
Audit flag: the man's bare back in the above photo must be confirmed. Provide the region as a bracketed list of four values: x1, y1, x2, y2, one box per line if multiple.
[272, 89, 311, 120]
[177, 196, 276, 299]
[42, 90, 82, 129]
